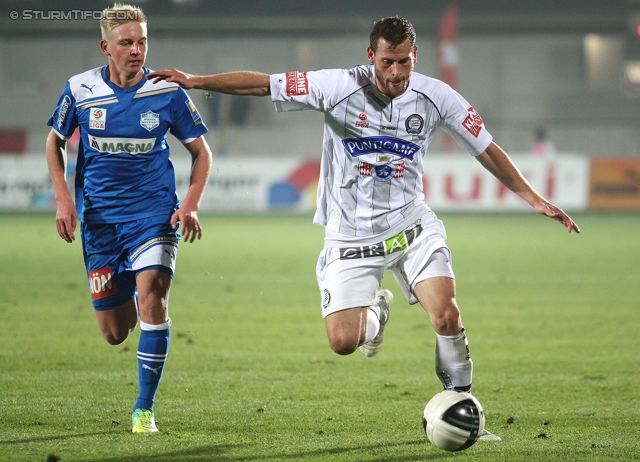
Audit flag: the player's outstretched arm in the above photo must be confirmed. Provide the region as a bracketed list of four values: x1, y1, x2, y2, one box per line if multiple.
[476, 142, 580, 233]
[171, 135, 213, 243]
[147, 68, 271, 96]
[45, 129, 77, 243]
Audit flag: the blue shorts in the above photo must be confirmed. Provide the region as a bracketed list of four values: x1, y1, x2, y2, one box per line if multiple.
[81, 215, 180, 311]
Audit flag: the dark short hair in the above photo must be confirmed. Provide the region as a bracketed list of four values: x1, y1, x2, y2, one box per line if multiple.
[369, 16, 416, 52]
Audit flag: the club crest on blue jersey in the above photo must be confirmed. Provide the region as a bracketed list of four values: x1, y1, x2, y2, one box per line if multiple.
[140, 110, 160, 131]
[405, 114, 424, 134]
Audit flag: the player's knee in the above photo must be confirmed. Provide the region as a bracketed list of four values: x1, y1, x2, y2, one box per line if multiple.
[100, 324, 134, 345]
[328, 332, 359, 355]
[103, 330, 129, 345]
[431, 305, 461, 335]
[104, 334, 124, 346]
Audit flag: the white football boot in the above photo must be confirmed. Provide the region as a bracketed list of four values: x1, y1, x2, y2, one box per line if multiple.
[359, 289, 393, 357]
[478, 428, 502, 441]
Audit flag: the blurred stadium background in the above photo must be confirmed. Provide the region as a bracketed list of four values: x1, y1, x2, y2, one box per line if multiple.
[1, 0, 639, 213]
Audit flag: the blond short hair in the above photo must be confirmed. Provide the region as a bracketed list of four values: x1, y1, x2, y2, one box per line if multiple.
[100, 3, 147, 40]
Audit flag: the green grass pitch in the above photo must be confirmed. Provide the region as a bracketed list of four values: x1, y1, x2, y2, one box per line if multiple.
[1, 212, 639, 461]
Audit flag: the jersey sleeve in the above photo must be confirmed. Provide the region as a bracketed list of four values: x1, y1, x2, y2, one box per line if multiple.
[438, 86, 493, 156]
[270, 69, 350, 113]
[168, 88, 208, 144]
[46, 81, 78, 140]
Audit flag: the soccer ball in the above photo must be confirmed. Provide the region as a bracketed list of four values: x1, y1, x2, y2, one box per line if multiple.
[422, 390, 485, 452]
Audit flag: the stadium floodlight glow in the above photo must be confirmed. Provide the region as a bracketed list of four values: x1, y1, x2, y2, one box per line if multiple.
[620, 60, 640, 97]
[624, 61, 640, 84]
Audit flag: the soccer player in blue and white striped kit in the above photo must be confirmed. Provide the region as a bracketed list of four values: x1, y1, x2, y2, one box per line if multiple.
[45, 3, 212, 433]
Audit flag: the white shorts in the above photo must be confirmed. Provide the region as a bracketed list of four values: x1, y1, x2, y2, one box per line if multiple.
[316, 212, 455, 318]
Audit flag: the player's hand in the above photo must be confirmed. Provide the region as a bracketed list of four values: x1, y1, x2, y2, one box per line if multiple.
[55, 198, 77, 243]
[146, 68, 195, 89]
[171, 209, 203, 243]
[534, 202, 580, 233]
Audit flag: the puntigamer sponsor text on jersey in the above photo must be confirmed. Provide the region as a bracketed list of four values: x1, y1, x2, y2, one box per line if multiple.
[342, 136, 421, 160]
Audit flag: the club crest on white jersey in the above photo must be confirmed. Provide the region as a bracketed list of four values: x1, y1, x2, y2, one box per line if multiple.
[405, 114, 424, 134]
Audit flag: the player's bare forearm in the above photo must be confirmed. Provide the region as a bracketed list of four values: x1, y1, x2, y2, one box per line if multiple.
[147, 69, 271, 96]
[173, 136, 213, 242]
[45, 130, 77, 242]
[182, 139, 212, 212]
[45, 130, 70, 197]
[196, 71, 271, 96]
[476, 142, 580, 233]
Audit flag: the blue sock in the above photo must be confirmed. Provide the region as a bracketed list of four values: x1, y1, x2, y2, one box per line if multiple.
[134, 320, 171, 413]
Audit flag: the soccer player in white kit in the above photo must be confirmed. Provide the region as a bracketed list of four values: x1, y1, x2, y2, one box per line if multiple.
[148, 16, 579, 441]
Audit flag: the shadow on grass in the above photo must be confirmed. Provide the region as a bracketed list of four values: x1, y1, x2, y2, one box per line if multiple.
[0, 431, 113, 445]
[88, 439, 454, 461]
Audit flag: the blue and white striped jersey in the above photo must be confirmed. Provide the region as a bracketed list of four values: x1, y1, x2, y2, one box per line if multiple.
[47, 66, 207, 224]
[270, 65, 492, 241]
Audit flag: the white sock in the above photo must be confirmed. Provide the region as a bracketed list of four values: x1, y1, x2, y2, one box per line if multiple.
[434, 328, 473, 391]
[140, 318, 172, 331]
[363, 305, 381, 344]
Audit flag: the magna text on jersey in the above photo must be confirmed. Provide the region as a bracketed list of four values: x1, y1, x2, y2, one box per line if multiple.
[89, 135, 156, 155]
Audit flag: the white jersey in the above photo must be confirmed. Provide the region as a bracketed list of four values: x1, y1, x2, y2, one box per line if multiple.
[269, 65, 492, 243]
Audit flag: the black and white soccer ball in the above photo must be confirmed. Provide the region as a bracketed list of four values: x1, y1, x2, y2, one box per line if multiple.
[422, 390, 485, 452]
